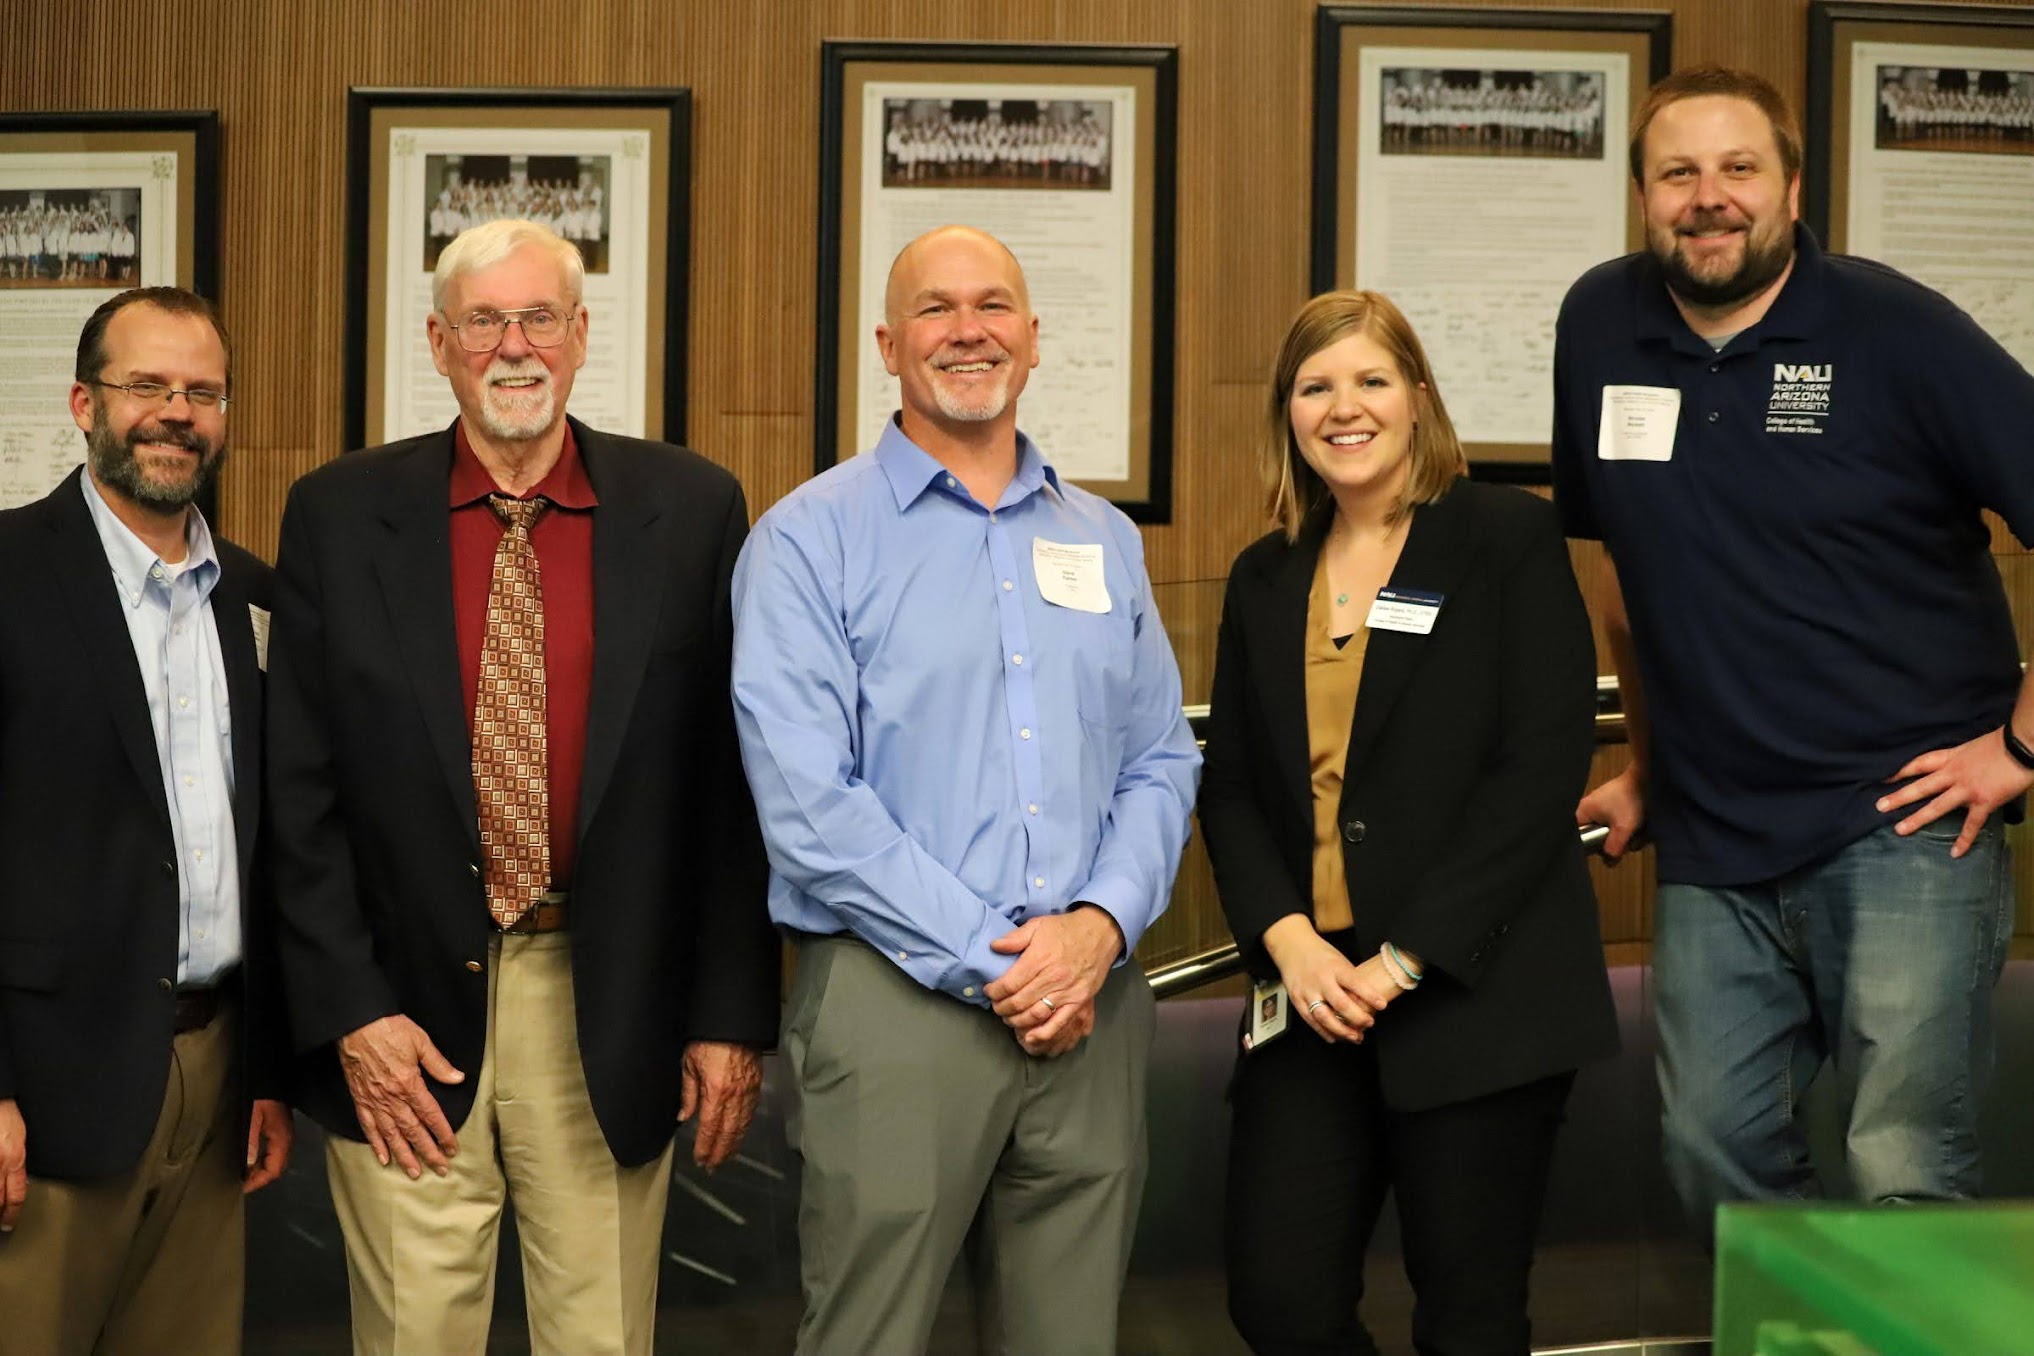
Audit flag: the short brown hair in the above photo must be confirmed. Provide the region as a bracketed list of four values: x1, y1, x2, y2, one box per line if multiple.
[1261, 291, 1466, 541]
[75, 287, 233, 388]
[1629, 65, 1803, 186]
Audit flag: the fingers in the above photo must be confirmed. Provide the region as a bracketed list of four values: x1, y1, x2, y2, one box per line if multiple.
[1019, 998, 1083, 1052]
[987, 919, 1037, 957]
[415, 1035, 466, 1086]
[1892, 788, 1959, 837]
[1296, 993, 1371, 1044]
[1889, 748, 1950, 782]
[678, 1064, 699, 1124]
[0, 1167, 23, 1234]
[984, 947, 1047, 1005]
[413, 1092, 459, 1161]
[1954, 805, 1988, 859]
[353, 1101, 392, 1169]
[693, 1087, 758, 1171]
[1025, 1005, 1093, 1058]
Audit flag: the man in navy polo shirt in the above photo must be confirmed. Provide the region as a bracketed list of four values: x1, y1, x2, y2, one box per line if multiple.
[1553, 65, 2034, 1240]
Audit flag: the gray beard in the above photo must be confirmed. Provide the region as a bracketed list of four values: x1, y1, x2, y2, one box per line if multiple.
[87, 411, 223, 511]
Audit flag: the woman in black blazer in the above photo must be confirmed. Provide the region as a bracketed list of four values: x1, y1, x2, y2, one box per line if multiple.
[1200, 291, 1619, 1356]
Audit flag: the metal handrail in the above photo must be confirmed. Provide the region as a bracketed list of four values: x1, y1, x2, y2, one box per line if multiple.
[1144, 826, 1616, 1001]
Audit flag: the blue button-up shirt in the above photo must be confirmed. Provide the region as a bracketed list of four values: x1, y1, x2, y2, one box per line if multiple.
[81, 474, 240, 985]
[732, 419, 1201, 1003]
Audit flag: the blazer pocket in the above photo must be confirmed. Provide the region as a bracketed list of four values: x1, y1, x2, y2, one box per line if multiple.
[0, 939, 63, 992]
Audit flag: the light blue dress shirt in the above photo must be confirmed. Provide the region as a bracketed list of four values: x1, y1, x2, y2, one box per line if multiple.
[81, 474, 241, 986]
[731, 419, 1201, 1004]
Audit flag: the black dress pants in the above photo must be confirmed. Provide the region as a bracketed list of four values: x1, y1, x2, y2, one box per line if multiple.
[1224, 1022, 1573, 1356]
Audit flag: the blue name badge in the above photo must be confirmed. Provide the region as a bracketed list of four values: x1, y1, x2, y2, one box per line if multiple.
[1365, 587, 1445, 635]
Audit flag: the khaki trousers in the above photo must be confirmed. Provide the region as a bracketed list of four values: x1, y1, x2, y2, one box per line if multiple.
[0, 1006, 245, 1356]
[785, 934, 1156, 1356]
[325, 932, 674, 1356]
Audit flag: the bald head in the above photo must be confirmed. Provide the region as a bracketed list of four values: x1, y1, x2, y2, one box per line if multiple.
[883, 226, 1031, 323]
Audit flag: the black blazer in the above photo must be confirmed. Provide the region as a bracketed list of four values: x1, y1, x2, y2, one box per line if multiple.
[1199, 481, 1618, 1111]
[0, 467, 287, 1180]
[267, 418, 777, 1166]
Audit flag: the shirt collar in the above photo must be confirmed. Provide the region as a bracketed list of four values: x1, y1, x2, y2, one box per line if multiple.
[449, 418, 598, 510]
[871, 413, 1060, 512]
[1635, 221, 1827, 354]
[78, 470, 219, 609]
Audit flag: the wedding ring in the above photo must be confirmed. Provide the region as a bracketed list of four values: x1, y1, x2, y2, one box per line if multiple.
[1307, 999, 1327, 1013]
[1040, 996, 1056, 1013]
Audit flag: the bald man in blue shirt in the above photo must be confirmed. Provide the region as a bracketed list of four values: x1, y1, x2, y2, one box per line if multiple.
[733, 225, 1200, 1355]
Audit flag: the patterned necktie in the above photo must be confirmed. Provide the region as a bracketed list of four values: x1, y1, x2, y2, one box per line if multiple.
[474, 495, 550, 929]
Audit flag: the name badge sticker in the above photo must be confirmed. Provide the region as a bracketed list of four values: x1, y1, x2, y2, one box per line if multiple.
[249, 604, 271, 672]
[1598, 384, 1681, 462]
[1032, 539, 1112, 614]
[1366, 588, 1444, 635]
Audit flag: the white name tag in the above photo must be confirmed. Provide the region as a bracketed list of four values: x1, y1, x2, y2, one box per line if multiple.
[248, 604, 271, 672]
[1032, 539, 1111, 614]
[1244, 980, 1289, 1052]
[1598, 384, 1681, 462]
[1365, 588, 1443, 635]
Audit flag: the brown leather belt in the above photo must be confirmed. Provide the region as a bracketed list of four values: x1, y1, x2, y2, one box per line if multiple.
[502, 890, 570, 934]
[172, 987, 222, 1033]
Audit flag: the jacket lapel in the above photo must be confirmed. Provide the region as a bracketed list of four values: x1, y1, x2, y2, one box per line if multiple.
[371, 430, 481, 854]
[208, 555, 264, 883]
[577, 422, 668, 842]
[1343, 488, 1480, 775]
[1260, 511, 1328, 822]
[40, 468, 172, 832]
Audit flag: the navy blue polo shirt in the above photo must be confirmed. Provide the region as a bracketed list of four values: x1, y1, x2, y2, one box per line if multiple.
[1551, 224, 2034, 886]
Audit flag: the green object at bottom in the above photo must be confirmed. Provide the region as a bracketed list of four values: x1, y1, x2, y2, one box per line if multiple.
[1715, 1202, 2034, 1356]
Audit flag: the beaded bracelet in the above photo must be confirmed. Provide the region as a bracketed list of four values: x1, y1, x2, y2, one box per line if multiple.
[1380, 941, 1422, 991]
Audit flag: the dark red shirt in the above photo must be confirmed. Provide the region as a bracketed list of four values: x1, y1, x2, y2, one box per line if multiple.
[450, 421, 597, 888]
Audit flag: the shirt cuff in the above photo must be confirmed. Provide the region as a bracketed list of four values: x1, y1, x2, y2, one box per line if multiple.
[1068, 876, 1147, 964]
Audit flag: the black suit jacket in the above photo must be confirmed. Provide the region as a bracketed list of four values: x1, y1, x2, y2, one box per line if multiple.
[267, 418, 776, 1166]
[1199, 481, 1618, 1111]
[0, 467, 287, 1180]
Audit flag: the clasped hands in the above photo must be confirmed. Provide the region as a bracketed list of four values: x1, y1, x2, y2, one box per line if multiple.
[338, 1015, 761, 1180]
[984, 904, 1124, 1058]
[1262, 914, 1412, 1045]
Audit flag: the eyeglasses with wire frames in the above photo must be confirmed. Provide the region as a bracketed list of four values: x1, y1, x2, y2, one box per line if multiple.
[89, 379, 230, 412]
[443, 305, 574, 353]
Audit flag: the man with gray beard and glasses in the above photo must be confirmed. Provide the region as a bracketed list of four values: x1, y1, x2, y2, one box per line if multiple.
[0, 287, 292, 1355]
[267, 219, 776, 1355]
[733, 225, 1200, 1353]
[1553, 66, 2034, 1245]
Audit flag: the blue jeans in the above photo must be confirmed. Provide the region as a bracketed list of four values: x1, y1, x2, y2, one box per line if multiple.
[1653, 819, 2014, 1243]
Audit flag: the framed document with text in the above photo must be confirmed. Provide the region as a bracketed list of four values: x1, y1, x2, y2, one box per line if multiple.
[344, 87, 688, 452]
[1312, 7, 1670, 476]
[818, 41, 1178, 522]
[0, 111, 218, 509]
[1809, 3, 2034, 375]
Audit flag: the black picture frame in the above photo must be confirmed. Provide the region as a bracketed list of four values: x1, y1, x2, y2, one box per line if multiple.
[817, 41, 1178, 522]
[342, 86, 690, 454]
[0, 109, 222, 519]
[1311, 7, 1671, 481]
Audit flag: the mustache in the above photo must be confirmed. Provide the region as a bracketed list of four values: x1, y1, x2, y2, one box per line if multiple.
[484, 358, 549, 385]
[127, 423, 208, 453]
[930, 344, 1009, 369]
[1677, 208, 1747, 235]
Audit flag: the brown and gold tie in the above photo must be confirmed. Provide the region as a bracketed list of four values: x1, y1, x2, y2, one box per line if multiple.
[474, 495, 550, 929]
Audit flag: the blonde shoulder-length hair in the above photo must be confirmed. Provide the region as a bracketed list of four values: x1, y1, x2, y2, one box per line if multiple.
[1261, 290, 1467, 541]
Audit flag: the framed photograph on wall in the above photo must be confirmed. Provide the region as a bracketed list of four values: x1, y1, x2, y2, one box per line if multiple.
[0, 110, 218, 510]
[1808, 3, 2034, 375]
[344, 86, 689, 452]
[818, 41, 1178, 522]
[1312, 7, 1670, 477]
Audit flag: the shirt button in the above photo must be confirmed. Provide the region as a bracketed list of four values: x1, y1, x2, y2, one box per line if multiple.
[989, 512, 997, 523]
[158, 977, 173, 992]
[193, 849, 205, 861]
[177, 696, 190, 708]
[963, 985, 976, 997]
[896, 950, 909, 961]
[195, 927, 208, 940]
[1033, 876, 1045, 888]
[173, 623, 184, 635]
[945, 476, 956, 489]
[1002, 580, 1013, 591]
[1706, 411, 1720, 423]
[183, 775, 194, 787]
[465, 960, 484, 973]
[1019, 727, 1031, 740]
[150, 566, 165, 580]
[1028, 803, 1039, 815]
[1708, 363, 1720, 373]
[1011, 653, 1023, 666]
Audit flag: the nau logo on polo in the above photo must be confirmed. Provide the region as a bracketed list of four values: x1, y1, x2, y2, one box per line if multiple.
[1765, 361, 1833, 435]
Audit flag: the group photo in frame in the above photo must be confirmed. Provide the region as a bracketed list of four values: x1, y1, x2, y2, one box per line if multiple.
[0, 110, 218, 511]
[817, 41, 1178, 522]
[1808, 2, 2034, 376]
[1311, 6, 1671, 477]
[342, 86, 689, 453]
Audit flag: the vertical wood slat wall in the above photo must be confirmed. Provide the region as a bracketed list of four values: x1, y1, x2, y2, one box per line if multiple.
[9, 0, 2032, 967]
